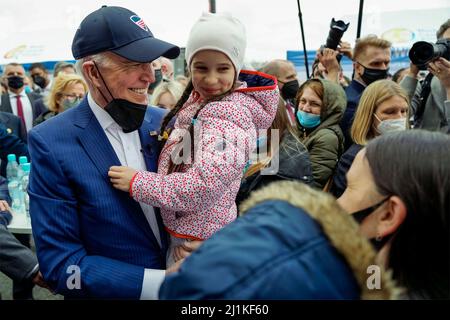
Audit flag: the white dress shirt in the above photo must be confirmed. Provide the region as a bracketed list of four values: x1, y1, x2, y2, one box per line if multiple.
[88, 93, 165, 300]
[9, 91, 33, 132]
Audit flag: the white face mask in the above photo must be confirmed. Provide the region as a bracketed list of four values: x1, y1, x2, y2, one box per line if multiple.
[375, 115, 407, 135]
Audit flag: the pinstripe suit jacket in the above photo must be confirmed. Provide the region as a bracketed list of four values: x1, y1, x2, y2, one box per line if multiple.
[28, 98, 168, 299]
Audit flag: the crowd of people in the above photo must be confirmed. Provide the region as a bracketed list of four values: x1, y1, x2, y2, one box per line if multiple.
[0, 5, 449, 300]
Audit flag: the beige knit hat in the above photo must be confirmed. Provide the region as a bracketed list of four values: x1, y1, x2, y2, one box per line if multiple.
[185, 12, 247, 73]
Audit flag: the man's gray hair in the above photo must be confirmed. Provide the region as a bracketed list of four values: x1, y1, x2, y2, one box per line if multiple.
[75, 53, 112, 81]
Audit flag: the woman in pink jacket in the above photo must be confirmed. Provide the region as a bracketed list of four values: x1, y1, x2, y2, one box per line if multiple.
[108, 12, 279, 265]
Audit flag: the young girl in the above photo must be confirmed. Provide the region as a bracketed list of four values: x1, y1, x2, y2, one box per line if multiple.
[108, 12, 278, 265]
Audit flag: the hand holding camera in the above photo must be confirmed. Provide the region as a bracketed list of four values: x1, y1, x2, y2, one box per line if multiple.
[316, 48, 341, 82]
[409, 39, 450, 70]
[337, 41, 353, 60]
[428, 57, 450, 94]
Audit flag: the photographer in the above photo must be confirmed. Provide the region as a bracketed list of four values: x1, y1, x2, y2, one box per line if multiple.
[401, 19, 450, 132]
[313, 41, 352, 87]
[312, 19, 351, 86]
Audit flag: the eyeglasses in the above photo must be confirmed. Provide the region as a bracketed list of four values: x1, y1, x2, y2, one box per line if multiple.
[62, 93, 84, 101]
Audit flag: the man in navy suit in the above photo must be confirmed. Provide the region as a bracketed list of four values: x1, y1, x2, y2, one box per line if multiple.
[0, 63, 46, 132]
[0, 112, 28, 177]
[28, 6, 180, 299]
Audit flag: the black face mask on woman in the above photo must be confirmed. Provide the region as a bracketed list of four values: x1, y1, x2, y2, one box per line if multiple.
[351, 198, 393, 251]
[280, 79, 299, 101]
[94, 62, 147, 133]
[358, 62, 389, 85]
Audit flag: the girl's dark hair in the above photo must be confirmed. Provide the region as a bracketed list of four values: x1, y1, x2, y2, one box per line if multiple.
[365, 130, 450, 299]
[159, 79, 234, 174]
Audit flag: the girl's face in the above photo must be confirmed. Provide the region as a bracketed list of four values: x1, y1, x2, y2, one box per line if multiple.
[191, 50, 235, 100]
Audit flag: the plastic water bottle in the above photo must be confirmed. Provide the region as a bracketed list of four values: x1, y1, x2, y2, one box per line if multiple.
[17, 161, 25, 185]
[19, 156, 28, 166]
[6, 154, 18, 182]
[8, 180, 24, 214]
[18, 157, 28, 189]
[21, 163, 31, 217]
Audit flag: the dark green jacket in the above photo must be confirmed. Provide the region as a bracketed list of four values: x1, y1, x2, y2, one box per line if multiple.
[298, 79, 347, 189]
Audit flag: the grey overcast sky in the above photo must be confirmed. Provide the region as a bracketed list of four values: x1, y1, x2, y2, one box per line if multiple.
[0, 0, 449, 63]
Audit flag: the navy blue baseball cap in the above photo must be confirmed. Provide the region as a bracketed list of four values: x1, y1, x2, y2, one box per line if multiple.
[72, 6, 180, 62]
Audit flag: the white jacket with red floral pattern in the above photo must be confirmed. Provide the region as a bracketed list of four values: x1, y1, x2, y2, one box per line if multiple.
[131, 71, 278, 239]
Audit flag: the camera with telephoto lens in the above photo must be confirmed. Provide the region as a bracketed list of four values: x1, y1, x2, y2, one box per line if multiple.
[325, 18, 350, 50]
[409, 39, 450, 70]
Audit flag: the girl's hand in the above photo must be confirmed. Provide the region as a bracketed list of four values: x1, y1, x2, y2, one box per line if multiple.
[108, 166, 138, 192]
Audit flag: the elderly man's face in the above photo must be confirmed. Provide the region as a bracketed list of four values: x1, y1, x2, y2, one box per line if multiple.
[98, 53, 155, 105]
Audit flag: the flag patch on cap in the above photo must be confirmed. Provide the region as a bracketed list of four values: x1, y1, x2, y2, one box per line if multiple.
[130, 15, 148, 31]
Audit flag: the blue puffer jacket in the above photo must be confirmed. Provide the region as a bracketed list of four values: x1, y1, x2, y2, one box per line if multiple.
[159, 181, 397, 299]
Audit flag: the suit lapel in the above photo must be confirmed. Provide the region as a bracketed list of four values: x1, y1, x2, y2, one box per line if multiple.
[138, 126, 159, 173]
[75, 100, 161, 248]
[0, 112, 11, 128]
[139, 109, 169, 251]
[0, 94, 13, 114]
[76, 101, 120, 179]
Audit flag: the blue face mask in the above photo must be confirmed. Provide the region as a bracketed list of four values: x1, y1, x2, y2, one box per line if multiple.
[296, 110, 321, 128]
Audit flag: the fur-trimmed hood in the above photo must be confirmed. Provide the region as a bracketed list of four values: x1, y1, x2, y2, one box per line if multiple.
[240, 181, 401, 300]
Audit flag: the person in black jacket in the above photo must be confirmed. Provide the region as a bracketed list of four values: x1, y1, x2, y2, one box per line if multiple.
[236, 99, 313, 207]
[0, 200, 49, 299]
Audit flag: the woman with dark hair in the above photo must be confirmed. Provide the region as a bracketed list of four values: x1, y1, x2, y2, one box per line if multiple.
[235, 98, 313, 207]
[338, 130, 450, 299]
[160, 179, 398, 299]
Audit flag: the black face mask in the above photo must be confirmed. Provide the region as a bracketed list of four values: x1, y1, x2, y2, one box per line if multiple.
[358, 63, 389, 85]
[32, 75, 47, 89]
[7, 76, 24, 90]
[94, 62, 147, 133]
[351, 198, 393, 251]
[148, 69, 163, 90]
[281, 79, 299, 100]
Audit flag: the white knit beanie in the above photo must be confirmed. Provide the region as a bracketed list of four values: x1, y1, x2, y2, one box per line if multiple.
[185, 12, 247, 74]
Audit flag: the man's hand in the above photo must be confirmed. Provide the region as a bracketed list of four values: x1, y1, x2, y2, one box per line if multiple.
[338, 41, 353, 60]
[406, 62, 420, 79]
[428, 58, 450, 96]
[173, 240, 204, 262]
[317, 48, 340, 83]
[166, 258, 185, 275]
[108, 166, 138, 192]
[32, 271, 52, 291]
